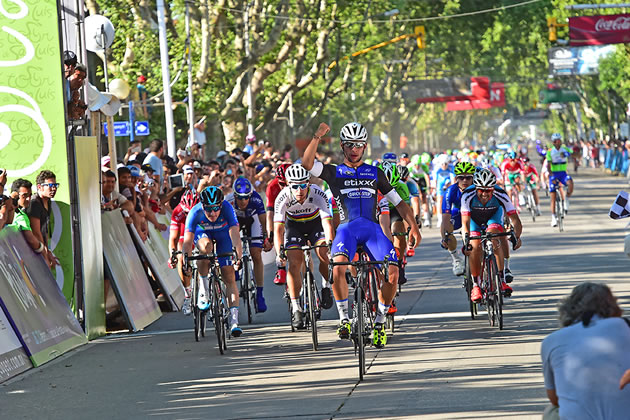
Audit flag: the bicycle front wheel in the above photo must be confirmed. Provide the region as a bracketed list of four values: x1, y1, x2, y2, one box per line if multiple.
[464, 255, 476, 320]
[483, 257, 494, 327]
[490, 256, 503, 330]
[211, 278, 224, 354]
[193, 271, 201, 342]
[306, 271, 318, 351]
[242, 259, 253, 324]
[355, 286, 366, 381]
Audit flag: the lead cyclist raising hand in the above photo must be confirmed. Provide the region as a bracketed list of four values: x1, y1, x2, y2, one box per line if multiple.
[302, 122, 421, 348]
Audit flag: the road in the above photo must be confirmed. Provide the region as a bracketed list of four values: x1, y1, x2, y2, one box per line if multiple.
[1, 168, 628, 419]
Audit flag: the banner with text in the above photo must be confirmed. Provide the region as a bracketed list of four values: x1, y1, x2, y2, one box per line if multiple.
[0, 307, 32, 383]
[0, 228, 86, 367]
[445, 83, 505, 111]
[570, 14, 630, 46]
[0, 0, 75, 303]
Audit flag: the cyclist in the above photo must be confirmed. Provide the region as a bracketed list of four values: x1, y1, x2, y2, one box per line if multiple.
[302, 122, 421, 349]
[183, 186, 244, 337]
[461, 169, 522, 302]
[432, 154, 455, 226]
[382, 152, 397, 163]
[273, 164, 335, 329]
[410, 154, 432, 227]
[379, 162, 411, 285]
[227, 177, 272, 313]
[500, 151, 525, 211]
[398, 165, 422, 233]
[168, 189, 199, 315]
[546, 133, 574, 227]
[521, 156, 541, 216]
[440, 161, 476, 276]
[265, 162, 292, 285]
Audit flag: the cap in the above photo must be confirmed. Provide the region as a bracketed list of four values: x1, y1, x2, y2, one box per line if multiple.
[126, 165, 141, 177]
[182, 165, 194, 174]
[246, 134, 256, 143]
[137, 75, 147, 83]
[192, 161, 202, 169]
[400, 152, 409, 159]
[216, 151, 227, 159]
[141, 163, 154, 173]
[64, 50, 77, 66]
[101, 156, 111, 167]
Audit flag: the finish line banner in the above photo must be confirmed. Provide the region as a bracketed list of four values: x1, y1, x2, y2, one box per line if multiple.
[0, 228, 86, 367]
[0, 0, 75, 303]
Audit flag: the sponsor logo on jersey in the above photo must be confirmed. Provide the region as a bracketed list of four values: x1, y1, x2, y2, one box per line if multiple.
[335, 194, 345, 220]
[347, 190, 373, 199]
[343, 179, 373, 187]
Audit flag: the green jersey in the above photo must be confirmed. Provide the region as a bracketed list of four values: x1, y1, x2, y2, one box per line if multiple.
[389, 181, 410, 210]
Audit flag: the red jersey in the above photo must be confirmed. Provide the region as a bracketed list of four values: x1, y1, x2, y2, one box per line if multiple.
[170, 203, 187, 241]
[500, 159, 524, 175]
[265, 178, 284, 212]
[523, 163, 539, 178]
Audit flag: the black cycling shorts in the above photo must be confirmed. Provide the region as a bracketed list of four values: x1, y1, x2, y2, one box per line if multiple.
[284, 217, 325, 250]
[389, 206, 403, 223]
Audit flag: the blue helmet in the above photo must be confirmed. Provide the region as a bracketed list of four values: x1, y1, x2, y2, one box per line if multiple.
[200, 186, 223, 208]
[508, 151, 517, 159]
[233, 177, 253, 199]
[382, 152, 397, 163]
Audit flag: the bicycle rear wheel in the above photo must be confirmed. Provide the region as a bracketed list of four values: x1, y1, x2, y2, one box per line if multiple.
[527, 190, 536, 222]
[306, 271, 318, 351]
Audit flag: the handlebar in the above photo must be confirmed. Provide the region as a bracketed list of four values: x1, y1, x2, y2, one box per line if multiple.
[464, 230, 518, 251]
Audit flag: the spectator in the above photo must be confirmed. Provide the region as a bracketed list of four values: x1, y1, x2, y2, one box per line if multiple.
[101, 170, 133, 223]
[26, 170, 59, 267]
[8, 179, 53, 265]
[0, 167, 6, 196]
[0, 194, 14, 230]
[143, 139, 164, 185]
[541, 282, 630, 419]
[137, 74, 149, 119]
[67, 63, 87, 120]
[243, 134, 256, 155]
[118, 166, 147, 240]
[192, 119, 207, 160]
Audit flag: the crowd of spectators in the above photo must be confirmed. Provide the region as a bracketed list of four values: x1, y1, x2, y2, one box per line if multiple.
[573, 138, 630, 177]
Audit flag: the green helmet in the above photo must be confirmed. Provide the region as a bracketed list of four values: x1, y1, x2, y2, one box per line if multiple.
[454, 161, 476, 176]
[420, 152, 431, 165]
[378, 161, 400, 186]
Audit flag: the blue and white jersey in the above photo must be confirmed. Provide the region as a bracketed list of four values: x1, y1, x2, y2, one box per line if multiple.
[406, 179, 420, 198]
[442, 184, 464, 215]
[185, 200, 239, 233]
[310, 161, 401, 224]
[226, 191, 266, 219]
[433, 167, 455, 193]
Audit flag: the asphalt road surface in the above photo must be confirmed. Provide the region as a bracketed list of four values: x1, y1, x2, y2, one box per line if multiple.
[2, 168, 629, 419]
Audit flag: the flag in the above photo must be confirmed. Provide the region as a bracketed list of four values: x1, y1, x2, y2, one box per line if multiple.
[609, 191, 630, 219]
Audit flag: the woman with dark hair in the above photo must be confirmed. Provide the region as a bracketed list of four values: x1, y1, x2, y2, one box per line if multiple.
[541, 282, 630, 419]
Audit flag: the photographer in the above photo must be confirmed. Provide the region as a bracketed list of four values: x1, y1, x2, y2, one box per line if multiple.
[102, 170, 133, 224]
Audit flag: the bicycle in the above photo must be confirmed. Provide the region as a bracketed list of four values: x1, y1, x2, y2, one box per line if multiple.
[523, 183, 537, 222]
[551, 179, 566, 232]
[239, 235, 264, 324]
[185, 249, 235, 355]
[442, 231, 476, 319]
[329, 246, 390, 381]
[465, 230, 516, 330]
[280, 242, 326, 350]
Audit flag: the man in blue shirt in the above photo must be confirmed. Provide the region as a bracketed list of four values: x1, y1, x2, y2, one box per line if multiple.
[183, 186, 244, 336]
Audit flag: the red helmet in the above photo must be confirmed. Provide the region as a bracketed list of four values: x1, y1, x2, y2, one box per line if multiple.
[275, 163, 292, 185]
[180, 189, 199, 212]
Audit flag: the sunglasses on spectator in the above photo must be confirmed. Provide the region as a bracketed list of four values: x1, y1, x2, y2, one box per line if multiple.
[477, 187, 494, 193]
[456, 175, 473, 181]
[40, 182, 59, 188]
[342, 142, 366, 149]
[203, 205, 221, 212]
[290, 183, 309, 190]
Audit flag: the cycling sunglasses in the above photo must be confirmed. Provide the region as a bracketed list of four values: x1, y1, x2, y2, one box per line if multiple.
[290, 183, 309, 190]
[477, 187, 494, 193]
[456, 175, 473, 181]
[342, 142, 366, 149]
[235, 194, 252, 200]
[40, 182, 60, 188]
[203, 204, 221, 212]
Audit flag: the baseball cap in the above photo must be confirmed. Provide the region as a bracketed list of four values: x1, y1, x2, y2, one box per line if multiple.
[400, 152, 409, 159]
[101, 156, 111, 167]
[216, 150, 227, 159]
[192, 161, 202, 169]
[182, 165, 194, 174]
[126, 165, 141, 177]
[141, 163, 154, 173]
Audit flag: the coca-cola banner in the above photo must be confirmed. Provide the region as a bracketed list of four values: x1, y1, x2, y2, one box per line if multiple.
[570, 14, 630, 46]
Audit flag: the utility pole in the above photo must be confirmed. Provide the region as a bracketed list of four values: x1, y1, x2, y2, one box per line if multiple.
[244, 2, 254, 138]
[157, 0, 176, 158]
[185, 1, 196, 146]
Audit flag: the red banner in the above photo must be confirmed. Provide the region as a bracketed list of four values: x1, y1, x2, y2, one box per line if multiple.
[570, 14, 630, 46]
[415, 77, 489, 104]
[445, 83, 505, 111]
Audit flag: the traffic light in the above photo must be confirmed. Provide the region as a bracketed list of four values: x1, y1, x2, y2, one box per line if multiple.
[414, 26, 425, 49]
[547, 17, 557, 42]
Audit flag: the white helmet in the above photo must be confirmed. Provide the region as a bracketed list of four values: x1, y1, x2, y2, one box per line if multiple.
[551, 133, 562, 141]
[340, 122, 368, 143]
[285, 164, 310, 184]
[473, 168, 497, 188]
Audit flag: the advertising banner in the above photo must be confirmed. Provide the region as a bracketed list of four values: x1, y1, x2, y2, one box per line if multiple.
[102, 211, 161, 331]
[0, 0, 75, 303]
[548, 45, 616, 76]
[74, 136, 105, 339]
[0, 308, 32, 383]
[413, 77, 490, 104]
[445, 83, 505, 111]
[130, 223, 186, 311]
[570, 14, 630, 46]
[0, 228, 86, 367]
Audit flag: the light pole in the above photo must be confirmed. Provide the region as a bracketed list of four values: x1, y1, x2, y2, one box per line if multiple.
[157, 0, 177, 159]
[244, 1, 255, 138]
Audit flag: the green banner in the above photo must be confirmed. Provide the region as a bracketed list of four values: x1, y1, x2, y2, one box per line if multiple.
[0, 1, 75, 303]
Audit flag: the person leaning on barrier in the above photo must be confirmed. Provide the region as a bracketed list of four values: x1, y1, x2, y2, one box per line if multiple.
[27, 170, 60, 268]
[541, 282, 630, 420]
[101, 170, 133, 224]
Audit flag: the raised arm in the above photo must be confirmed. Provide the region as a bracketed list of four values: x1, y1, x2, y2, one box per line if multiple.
[302, 123, 330, 171]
